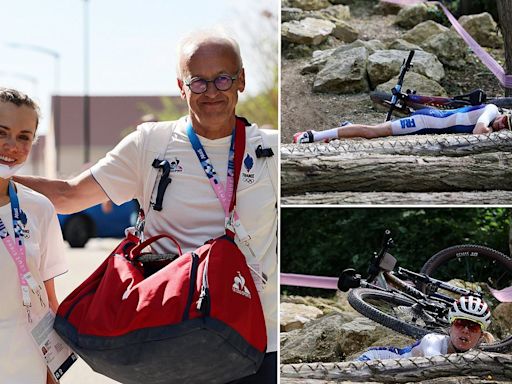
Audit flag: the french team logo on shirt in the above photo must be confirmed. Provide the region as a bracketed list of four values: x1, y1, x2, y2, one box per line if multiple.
[242, 153, 255, 184]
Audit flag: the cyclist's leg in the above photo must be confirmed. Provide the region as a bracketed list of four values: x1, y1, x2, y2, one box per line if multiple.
[294, 122, 393, 143]
[337, 122, 393, 139]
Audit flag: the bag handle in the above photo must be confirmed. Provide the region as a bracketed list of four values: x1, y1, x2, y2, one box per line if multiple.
[129, 234, 183, 261]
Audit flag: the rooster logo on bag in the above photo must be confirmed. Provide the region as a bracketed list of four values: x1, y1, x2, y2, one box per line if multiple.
[232, 271, 251, 298]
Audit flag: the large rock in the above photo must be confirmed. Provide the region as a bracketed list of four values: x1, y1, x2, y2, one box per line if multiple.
[376, 71, 447, 97]
[287, 0, 331, 11]
[282, 7, 304, 22]
[388, 38, 422, 52]
[395, 3, 441, 29]
[374, 0, 403, 15]
[367, 49, 444, 86]
[403, 20, 448, 46]
[313, 46, 369, 93]
[332, 20, 358, 43]
[280, 312, 358, 363]
[458, 12, 503, 49]
[422, 30, 467, 68]
[280, 302, 324, 332]
[307, 4, 351, 23]
[282, 17, 335, 45]
[491, 302, 512, 340]
[301, 40, 385, 74]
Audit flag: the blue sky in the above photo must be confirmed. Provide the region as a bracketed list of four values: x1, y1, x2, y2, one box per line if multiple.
[0, 0, 278, 133]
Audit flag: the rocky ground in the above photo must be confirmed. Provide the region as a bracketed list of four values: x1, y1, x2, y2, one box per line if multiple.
[281, 0, 506, 143]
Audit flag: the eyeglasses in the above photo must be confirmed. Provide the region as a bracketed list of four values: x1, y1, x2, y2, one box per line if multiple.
[452, 318, 481, 332]
[184, 72, 240, 94]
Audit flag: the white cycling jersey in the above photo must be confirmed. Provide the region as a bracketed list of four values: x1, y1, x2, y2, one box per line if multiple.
[390, 104, 499, 135]
[356, 333, 449, 361]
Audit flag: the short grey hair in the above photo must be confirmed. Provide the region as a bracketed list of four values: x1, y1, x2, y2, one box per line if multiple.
[176, 28, 243, 80]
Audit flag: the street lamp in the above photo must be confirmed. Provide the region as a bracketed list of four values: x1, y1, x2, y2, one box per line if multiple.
[0, 70, 39, 96]
[5, 42, 61, 176]
[83, 0, 90, 164]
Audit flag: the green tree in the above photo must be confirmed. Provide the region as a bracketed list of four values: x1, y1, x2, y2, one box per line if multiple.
[281, 208, 511, 296]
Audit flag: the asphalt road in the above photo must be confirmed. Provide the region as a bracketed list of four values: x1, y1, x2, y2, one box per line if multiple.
[55, 238, 121, 384]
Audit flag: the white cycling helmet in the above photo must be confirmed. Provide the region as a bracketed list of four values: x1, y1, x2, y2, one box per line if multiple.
[448, 295, 491, 331]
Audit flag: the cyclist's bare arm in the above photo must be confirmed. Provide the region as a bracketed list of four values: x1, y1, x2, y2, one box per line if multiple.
[14, 171, 109, 214]
[473, 104, 499, 134]
[473, 122, 493, 134]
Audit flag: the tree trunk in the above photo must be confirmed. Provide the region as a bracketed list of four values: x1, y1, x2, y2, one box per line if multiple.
[282, 131, 512, 158]
[282, 191, 512, 205]
[497, 0, 512, 96]
[280, 351, 512, 383]
[282, 133, 512, 195]
[282, 151, 512, 194]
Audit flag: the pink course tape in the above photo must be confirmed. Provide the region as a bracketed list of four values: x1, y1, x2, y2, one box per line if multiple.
[381, 0, 512, 88]
[281, 273, 338, 289]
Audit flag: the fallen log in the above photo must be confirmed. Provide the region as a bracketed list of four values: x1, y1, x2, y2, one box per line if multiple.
[281, 191, 512, 205]
[282, 131, 512, 158]
[281, 151, 512, 194]
[280, 351, 512, 383]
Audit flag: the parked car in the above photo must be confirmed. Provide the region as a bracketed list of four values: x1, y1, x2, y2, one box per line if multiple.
[58, 200, 138, 248]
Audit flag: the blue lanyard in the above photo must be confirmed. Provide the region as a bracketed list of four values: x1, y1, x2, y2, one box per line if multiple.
[0, 182, 41, 320]
[186, 122, 236, 217]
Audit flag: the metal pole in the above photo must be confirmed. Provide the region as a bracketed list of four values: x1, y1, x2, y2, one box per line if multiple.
[83, 0, 90, 164]
[5, 43, 61, 175]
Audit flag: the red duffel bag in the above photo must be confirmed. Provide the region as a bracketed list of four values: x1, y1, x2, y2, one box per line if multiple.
[54, 230, 267, 384]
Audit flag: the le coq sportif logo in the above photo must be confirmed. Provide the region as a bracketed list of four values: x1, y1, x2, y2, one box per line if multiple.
[232, 271, 251, 299]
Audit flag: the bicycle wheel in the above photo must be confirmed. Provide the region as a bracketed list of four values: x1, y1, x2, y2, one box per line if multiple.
[420, 244, 512, 352]
[488, 97, 512, 109]
[348, 288, 446, 340]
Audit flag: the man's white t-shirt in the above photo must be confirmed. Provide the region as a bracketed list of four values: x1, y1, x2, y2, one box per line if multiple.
[0, 183, 68, 383]
[91, 117, 278, 351]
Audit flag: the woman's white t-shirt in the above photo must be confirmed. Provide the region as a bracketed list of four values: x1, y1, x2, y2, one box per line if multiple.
[0, 183, 67, 383]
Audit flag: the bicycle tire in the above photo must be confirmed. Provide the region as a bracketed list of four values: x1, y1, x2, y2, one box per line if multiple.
[488, 97, 512, 109]
[420, 244, 512, 353]
[348, 288, 439, 340]
[369, 92, 512, 114]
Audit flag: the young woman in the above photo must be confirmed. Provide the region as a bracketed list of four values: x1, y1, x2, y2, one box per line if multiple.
[0, 88, 67, 383]
[294, 104, 511, 143]
[356, 295, 493, 361]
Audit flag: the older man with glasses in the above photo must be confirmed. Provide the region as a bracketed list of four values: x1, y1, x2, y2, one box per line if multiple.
[15, 29, 278, 384]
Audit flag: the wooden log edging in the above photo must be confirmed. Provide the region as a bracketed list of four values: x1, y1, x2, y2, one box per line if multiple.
[280, 351, 512, 383]
[281, 151, 512, 194]
[281, 131, 512, 158]
[281, 190, 512, 205]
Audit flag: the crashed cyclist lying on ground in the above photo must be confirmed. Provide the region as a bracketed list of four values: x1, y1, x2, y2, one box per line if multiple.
[293, 104, 511, 144]
[356, 296, 495, 361]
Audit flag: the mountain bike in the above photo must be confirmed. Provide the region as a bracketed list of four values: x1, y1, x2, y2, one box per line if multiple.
[370, 89, 512, 118]
[337, 230, 512, 352]
[371, 49, 512, 118]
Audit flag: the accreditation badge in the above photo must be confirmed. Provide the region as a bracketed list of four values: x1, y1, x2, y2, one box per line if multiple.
[27, 310, 78, 381]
